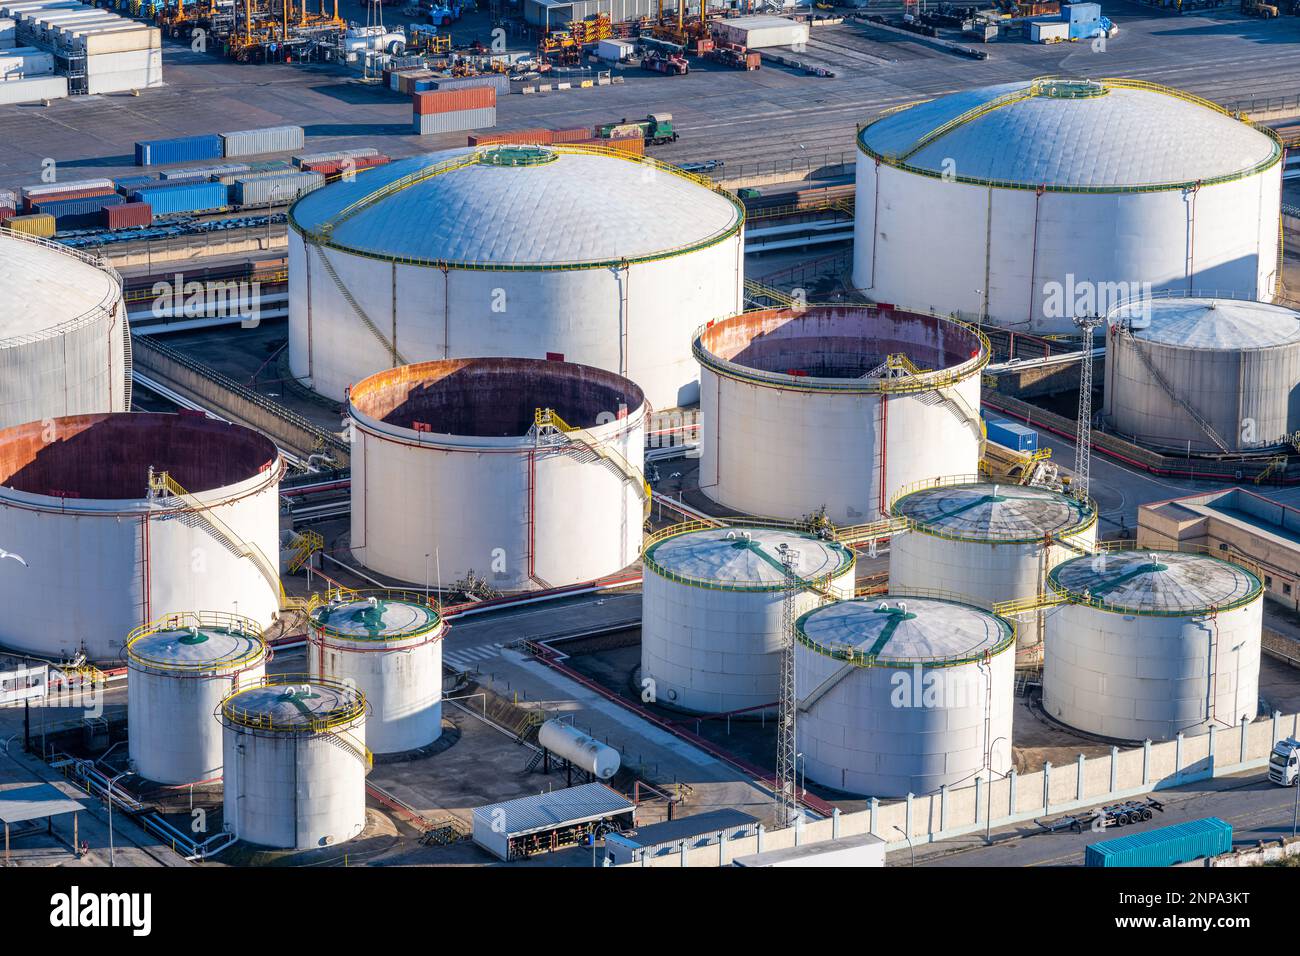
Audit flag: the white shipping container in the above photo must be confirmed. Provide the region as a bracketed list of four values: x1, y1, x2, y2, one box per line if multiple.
[292, 147, 378, 168]
[0, 72, 65, 103]
[596, 38, 633, 61]
[220, 125, 306, 158]
[0, 17, 14, 45]
[0, 48, 51, 76]
[85, 46, 161, 93]
[712, 15, 809, 49]
[1030, 20, 1069, 41]
[413, 105, 495, 136]
[76, 24, 158, 54]
[21, 176, 112, 200]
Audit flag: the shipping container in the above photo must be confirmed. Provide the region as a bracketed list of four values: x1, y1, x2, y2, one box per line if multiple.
[468, 128, 553, 147]
[33, 192, 123, 229]
[984, 417, 1038, 453]
[0, 206, 14, 223]
[1030, 20, 1069, 42]
[413, 106, 496, 136]
[0, 188, 15, 208]
[711, 15, 809, 49]
[0, 17, 14, 46]
[596, 37, 634, 61]
[569, 136, 644, 156]
[0, 73, 65, 104]
[292, 147, 378, 168]
[230, 170, 323, 206]
[0, 47, 53, 77]
[130, 180, 227, 215]
[103, 200, 151, 229]
[22, 186, 115, 212]
[412, 85, 496, 115]
[135, 134, 223, 167]
[431, 72, 510, 94]
[1085, 818, 1232, 868]
[220, 125, 306, 158]
[3, 213, 54, 237]
[84, 46, 163, 94]
[22, 177, 114, 202]
[114, 175, 155, 193]
[160, 163, 250, 181]
[300, 154, 389, 176]
[550, 126, 592, 144]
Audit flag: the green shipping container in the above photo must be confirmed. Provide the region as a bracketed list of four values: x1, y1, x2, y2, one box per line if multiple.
[1085, 818, 1232, 867]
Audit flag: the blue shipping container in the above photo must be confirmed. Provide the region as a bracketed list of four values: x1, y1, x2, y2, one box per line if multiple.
[985, 418, 1038, 453]
[33, 194, 124, 230]
[1085, 818, 1232, 868]
[135, 134, 224, 167]
[131, 181, 227, 216]
[114, 175, 155, 193]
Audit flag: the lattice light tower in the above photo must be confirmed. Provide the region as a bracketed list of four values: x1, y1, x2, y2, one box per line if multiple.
[1072, 314, 1105, 503]
[774, 543, 801, 829]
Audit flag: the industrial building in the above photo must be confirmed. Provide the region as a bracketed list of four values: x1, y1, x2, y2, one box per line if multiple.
[308, 590, 447, 755]
[640, 523, 855, 715]
[0, 412, 283, 662]
[347, 357, 647, 592]
[694, 304, 988, 523]
[288, 144, 745, 410]
[1104, 295, 1300, 454]
[1043, 549, 1264, 742]
[0, 231, 128, 429]
[794, 595, 1016, 798]
[125, 611, 269, 785]
[853, 77, 1282, 333]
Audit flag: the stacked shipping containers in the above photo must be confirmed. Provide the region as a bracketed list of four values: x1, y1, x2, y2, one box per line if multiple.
[103, 201, 150, 228]
[1, 1, 162, 95]
[135, 134, 224, 166]
[131, 180, 226, 215]
[299, 155, 389, 176]
[412, 86, 496, 136]
[229, 170, 323, 206]
[32, 191, 122, 228]
[293, 147, 378, 168]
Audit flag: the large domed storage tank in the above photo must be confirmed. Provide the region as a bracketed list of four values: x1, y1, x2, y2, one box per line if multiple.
[0, 231, 130, 428]
[640, 523, 855, 715]
[126, 611, 269, 785]
[795, 595, 1015, 797]
[889, 478, 1097, 661]
[348, 358, 646, 592]
[0, 413, 283, 662]
[1104, 295, 1300, 453]
[220, 677, 369, 850]
[308, 590, 447, 754]
[853, 78, 1283, 334]
[694, 305, 988, 524]
[1043, 549, 1263, 742]
[288, 144, 745, 409]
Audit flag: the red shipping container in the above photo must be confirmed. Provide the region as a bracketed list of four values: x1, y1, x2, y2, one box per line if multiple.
[303, 155, 391, 176]
[467, 128, 553, 146]
[104, 202, 152, 229]
[549, 126, 593, 144]
[22, 186, 115, 213]
[413, 86, 496, 116]
[0, 207, 14, 223]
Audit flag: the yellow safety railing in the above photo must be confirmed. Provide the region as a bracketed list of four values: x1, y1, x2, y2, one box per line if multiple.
[305, 587, 444, 639]
[219, 674, 367, 735]
[888, 472, 1098, 545]
[535, 407, 652, 518]
[126, 610, 266, 672]
[288, 530, 323, 573]
[992, 592, 1067, 618]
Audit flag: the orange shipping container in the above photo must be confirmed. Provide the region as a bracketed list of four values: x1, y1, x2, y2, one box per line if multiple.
[549, 126, 593, 144]
[570, 137, 645, 157]
[467, 128, 554, 146]
[413, 86, 496, 116]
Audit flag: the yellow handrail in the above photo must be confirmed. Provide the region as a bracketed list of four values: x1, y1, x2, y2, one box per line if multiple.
[126, 610, 267, 672]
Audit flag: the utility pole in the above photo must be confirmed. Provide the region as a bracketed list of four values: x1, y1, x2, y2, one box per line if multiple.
[774, 543, 800, 829]
[1072, 314, 1105, 503]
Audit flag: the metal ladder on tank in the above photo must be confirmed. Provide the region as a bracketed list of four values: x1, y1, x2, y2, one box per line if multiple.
[317, 726, 374, 772]
[874, 352, 987, 452]
[530, 408, 652, 521]
[1119, 327, 1231, 454]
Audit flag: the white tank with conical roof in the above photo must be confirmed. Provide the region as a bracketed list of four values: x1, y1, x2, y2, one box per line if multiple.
[640, 523, 855, 715]
[795, 594, 1015, 798]
[1043, 549, 1263, 742]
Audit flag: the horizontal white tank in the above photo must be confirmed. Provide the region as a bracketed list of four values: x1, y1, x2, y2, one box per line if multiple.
[853, 78, 1283, 334]
[0, 413, 283, 662]
[1043, 549, 1263, 742]
[889, 478, 1097, 661]
[537, 719, 621, 779]
[795, 594, 1015, 798]
[1104, 295, 1300, 454]
[288, 145, 745, 410]
[349, 358, 646, 592]
[126, 611, 268, 785]
[640, 524, 855, 714]
[308, 589, 446, 754]
[695, 305, 988, 523]
[0, 231, 129, 429]
[220, 678, 369, 850]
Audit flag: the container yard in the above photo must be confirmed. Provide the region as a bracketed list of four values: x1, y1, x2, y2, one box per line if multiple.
[1, 0, 1299, 913]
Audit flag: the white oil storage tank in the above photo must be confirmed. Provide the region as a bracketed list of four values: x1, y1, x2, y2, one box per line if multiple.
[0, 230, 129, 429]
[0, 412, 283, 662]
[1043, 549, 1263, 742]
[889, 478, 1097, 661]
[288, 144, 745, 409]
[220, 677, 369, 850]
[537, 719, 620, 779]
[308, 589, 447, 754]
[348, 357, 647, 592]
[795, 595, 1015, 797]
[853, 77, 1283, 334]
[694, 304, 988, 523]
[126, 611, 268, 785]
[1104, 294, 1300, 454]
[640, 523, 855, 715]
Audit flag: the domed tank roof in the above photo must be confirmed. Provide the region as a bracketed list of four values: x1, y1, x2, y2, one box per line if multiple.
[643, 525, 854, 591]
[796, 595, 1013, 666]
[892, 481, 1095, 542]
[222, 679, 365, 730]
[128, 619, 266, 672]
[1114, 297, 1300, 350]
[0, 232, 120, 345]
[290, 145, 744, 267]
[858, 78, 1280, 190]
[310, 592, 443, 643]
[1048, 549, 1262, 614]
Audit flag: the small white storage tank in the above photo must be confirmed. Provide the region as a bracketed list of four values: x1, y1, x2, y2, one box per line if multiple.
[126, 611, 268, 785]
[889, 478, 1097, 660]
[1104, 295, 1300, 454]
[308, 589, 447, 754]
[0, 230, 129, 430]
[640, 523, 855, 715]
[348, 358, 647, 592]
[288, 144, 745, 410]
[220, 677, 369, 850]
[537, 719, 621, 779]
[695, 305, 988, 523]
[1043, 549, 1264, 742]
[795, 595, 1015, 797]
[0, 412, 283, 662]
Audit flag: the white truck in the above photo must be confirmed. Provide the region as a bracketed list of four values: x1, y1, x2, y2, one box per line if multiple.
[1268, 737, 1300, 786]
